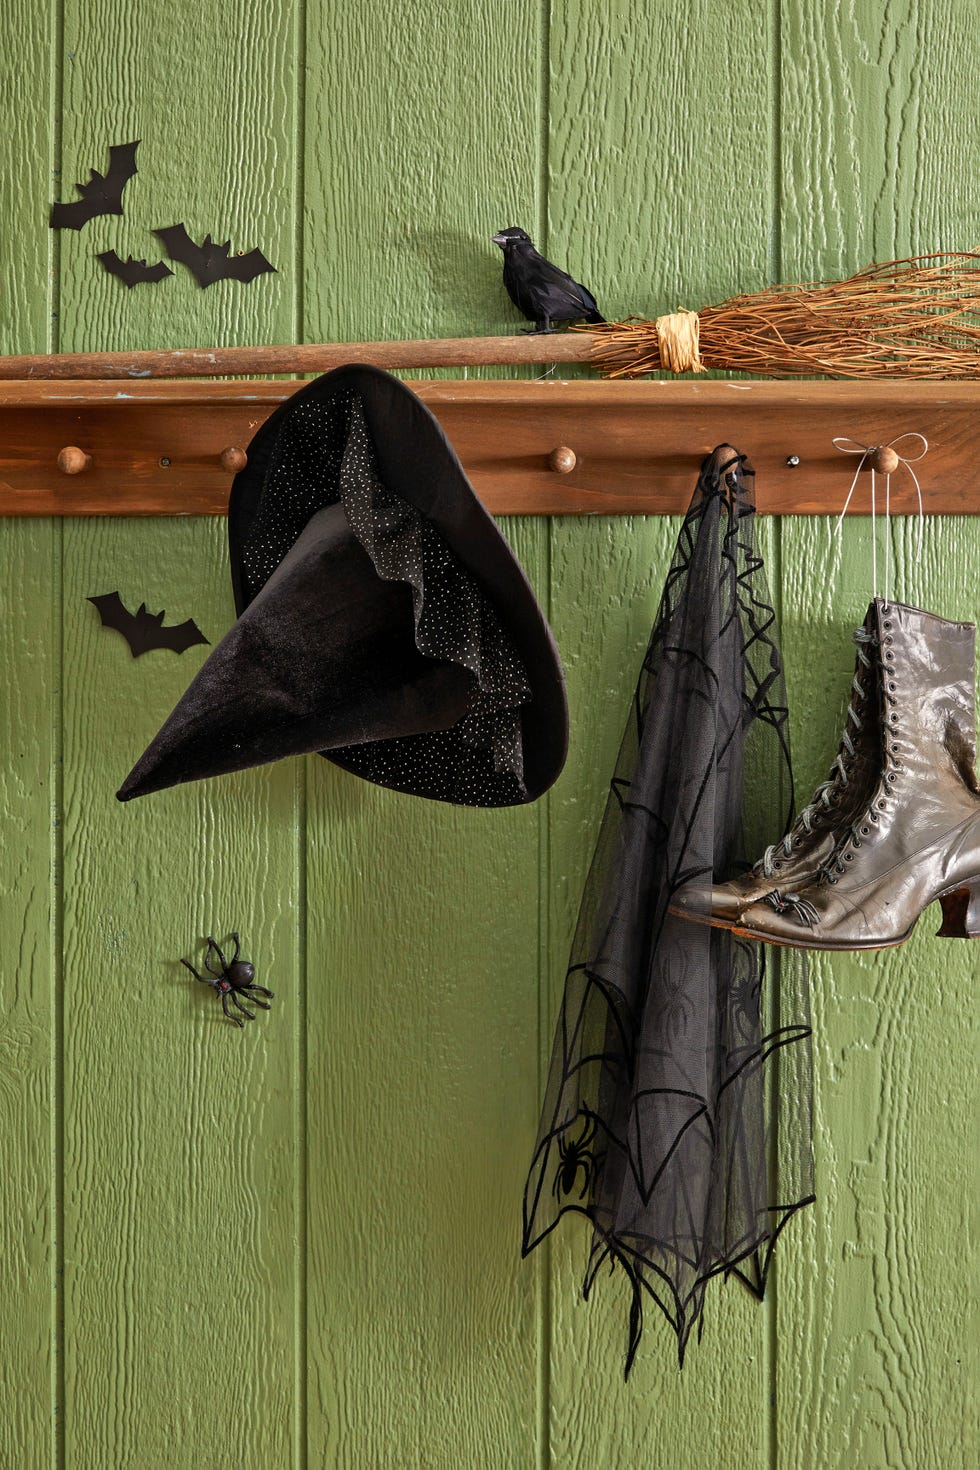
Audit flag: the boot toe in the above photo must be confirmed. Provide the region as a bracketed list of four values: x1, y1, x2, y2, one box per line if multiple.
[669, 878, 753, 927]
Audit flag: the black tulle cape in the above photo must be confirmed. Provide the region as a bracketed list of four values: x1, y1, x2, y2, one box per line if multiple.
[522, 446, 814, 1372]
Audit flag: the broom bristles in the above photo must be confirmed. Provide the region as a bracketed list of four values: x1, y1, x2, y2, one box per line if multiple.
[589, 252, 980, 379]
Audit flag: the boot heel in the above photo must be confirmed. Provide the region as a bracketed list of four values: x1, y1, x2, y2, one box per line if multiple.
[936, 878, 980, 938]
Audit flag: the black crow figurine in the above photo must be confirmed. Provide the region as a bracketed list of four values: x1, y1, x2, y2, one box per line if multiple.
[492, 227, 604, 334]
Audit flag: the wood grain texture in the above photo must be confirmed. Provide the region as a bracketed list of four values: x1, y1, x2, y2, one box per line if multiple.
[775, 520, 978, 1470]
[304, 521, 547, 1468]
[0, 0, 53, 358]
[0, 523, 56, 1464]
[545, 513, 784, 1465]
[777, 8, 980, 1466]
[57, 0, 295, 354]
[0, 0, 57, 1459]
[54, 0, 302, 1464]
[547, 0, 775, 327]
[304, 0, 544, 350]
[302, 5, 547, 1464]
[0, 0, 977, 1464]
[61, 518, 299, 1468]
[779, 0, 980, 278]
[6, 379, 980, 517]
[544, 2, 777, 1460]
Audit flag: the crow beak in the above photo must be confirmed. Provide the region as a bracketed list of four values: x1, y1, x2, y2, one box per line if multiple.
[491, 233, 508, 247]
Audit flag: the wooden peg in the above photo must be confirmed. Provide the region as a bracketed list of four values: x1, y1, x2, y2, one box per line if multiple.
[867, 445, 900, 475]
[57, 446, 93, 475]
[548, 445, 577, 474]
[219, 446, 248, 473]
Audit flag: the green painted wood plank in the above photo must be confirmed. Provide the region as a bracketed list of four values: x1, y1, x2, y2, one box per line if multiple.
[60, 518, 300, 1468]
[304, 0, 545, 349]
[56, 0, 296, 354]
[544, 2, 777, 1460]
[54, 2, 301, 1463]
[546, 0, 777, 329]
[304, 518, 548, 1469]
[779, 0, 980, 279]
[0, 522, 57, 1466]
[302, 5, 547, 1463]
[545, 515, 784, 1464]
[774, 517, 979, 1470]
[777, 6, 980, 1464]
[0, 1, 58, 1461]
[0, 0, 55, 356]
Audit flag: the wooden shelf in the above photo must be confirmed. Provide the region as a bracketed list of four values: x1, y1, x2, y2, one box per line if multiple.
[0, 376, 977, 515]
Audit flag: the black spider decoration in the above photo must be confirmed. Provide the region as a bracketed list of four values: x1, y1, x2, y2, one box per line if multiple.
[181, 933, 273, 1028]
[554, 1114, 600, 1200]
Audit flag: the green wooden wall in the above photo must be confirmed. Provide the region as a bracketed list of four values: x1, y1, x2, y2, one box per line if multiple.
[1, 1, 977, 1465]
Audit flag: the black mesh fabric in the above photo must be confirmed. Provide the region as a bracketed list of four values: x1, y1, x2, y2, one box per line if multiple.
[522, 447, 814, 1372]
[240, 389, 532, 806]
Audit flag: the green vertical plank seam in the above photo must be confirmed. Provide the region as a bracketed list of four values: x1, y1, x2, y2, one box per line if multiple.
[535, 739, 552, 1470]
[768, 0, 783, 289]
[294, 761, 309, 1470]
[293, 0, 307, 352]
[293, 4, 309, 1460]
[48, 0, 64, 354]
[50, 518, 65, 1470]
[537, 529, 554, 1468]
[537, 0, 551, 253]
[537, 6, 554, 1462]
[49, 2, 66, 1459]
[768, 5, 784, 1462]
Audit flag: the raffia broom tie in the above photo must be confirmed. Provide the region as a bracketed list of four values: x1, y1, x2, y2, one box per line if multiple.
[655, 310, 705, 374]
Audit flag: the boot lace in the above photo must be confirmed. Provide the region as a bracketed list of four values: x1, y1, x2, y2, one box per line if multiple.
[820, 605, 902, 885]
[755, 625, 877, 878]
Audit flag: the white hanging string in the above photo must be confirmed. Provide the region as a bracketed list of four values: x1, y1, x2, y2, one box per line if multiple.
[832, 432, 929, 600]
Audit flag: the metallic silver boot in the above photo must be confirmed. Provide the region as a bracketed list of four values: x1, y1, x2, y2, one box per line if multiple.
[669, 601, 881, 927]
[729, 599, 980, 949]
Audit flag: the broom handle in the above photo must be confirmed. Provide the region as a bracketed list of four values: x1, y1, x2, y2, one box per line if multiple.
[0, 333, 597, 381]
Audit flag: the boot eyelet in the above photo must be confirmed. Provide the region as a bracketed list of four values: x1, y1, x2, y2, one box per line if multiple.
[889, 712, 899, 723]
[885, 651, 895, 661]
[883, 620, 892, 629]
[861, 825, 870, 835]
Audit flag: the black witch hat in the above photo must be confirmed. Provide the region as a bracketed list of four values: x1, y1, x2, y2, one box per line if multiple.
[118, 364, 568, 807]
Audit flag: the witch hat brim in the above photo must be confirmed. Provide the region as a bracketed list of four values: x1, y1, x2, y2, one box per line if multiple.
[118, 364, 568, 807]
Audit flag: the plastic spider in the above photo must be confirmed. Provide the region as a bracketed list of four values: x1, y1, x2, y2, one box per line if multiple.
[181, 933, 274, 1028]
[553, 1114, 599, 1200]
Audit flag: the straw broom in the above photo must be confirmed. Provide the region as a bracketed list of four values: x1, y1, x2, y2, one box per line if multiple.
[587, 252, 980, 379]
[2, 253, 978, 381]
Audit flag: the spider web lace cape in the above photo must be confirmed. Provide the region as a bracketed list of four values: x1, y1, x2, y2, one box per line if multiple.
[522, 446, 814, 1372]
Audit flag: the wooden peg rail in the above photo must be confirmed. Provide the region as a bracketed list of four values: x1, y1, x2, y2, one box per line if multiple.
[0, 377, 978, 516]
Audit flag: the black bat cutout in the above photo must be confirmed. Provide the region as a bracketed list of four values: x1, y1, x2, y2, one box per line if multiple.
[51, 141, 140, 231]
[88, 592, 210, 658]
[153, 224, 276, 288]
[97, 250, 174, 289]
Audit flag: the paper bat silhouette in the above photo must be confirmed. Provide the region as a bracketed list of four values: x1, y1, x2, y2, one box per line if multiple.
[51, 141, 140, 230]
[153, 224, 276, 287]
[88, 592, 210, 658]
[96, 250, 174, 288]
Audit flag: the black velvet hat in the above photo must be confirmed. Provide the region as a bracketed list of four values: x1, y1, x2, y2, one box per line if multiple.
[117, 364, 568, 807]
